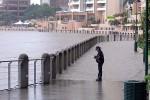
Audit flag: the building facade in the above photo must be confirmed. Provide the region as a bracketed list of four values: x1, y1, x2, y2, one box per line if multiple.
[0, 0, 30, 19]
[141, 0, 145, 11]
[68, 0, 107, 23]
[40, 0, 69, 10]
[107, 0, 124, 17]
[40, 0, 50, 5]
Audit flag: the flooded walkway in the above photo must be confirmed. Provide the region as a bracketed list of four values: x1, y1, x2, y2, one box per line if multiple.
[0, 41, 145, 100]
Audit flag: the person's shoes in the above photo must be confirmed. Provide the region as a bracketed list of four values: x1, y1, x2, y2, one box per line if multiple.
[96, 78, 102, 81]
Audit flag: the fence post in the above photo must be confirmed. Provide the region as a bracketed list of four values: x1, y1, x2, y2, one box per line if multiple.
[64, 50, 68, 70]
[114, 32, 116, 41]
[58, 52, 63, 74]
[61, 50, 65, 71]
[71, 47, 74, 64]
[120, 32, 122, 41]
[54, 52, 58, 74]
[74, 45, 77, 61]
[107, 35, 109, 42]
[50, 54, 57, 80]
[68, 48, 71, 66]
[18, 54, 29, 88]
[41, 53, 50, 84]
[79, 43, 82, 57]
[77, 44, 80, 59]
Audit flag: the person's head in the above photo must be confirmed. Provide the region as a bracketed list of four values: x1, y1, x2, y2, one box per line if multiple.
[96, 46, 101, 52]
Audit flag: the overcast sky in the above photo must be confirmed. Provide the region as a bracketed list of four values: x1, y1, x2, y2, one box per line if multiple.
[31, 0, 40, 4]
[0, 0, 40, 4]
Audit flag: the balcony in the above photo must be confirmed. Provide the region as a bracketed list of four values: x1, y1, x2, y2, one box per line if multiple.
[97, 7, 106, 11]
[71, 8, 80, 12]
[69, 0, 80, 5]
[86, 0, 94, 4]
[97, 0, 106, 3]
[86, 7, 94, 11]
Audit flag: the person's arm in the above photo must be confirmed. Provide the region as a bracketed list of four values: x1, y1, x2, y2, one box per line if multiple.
[95, 55, 101, 63]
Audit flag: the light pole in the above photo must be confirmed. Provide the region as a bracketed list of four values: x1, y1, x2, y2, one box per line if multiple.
[145, 0, 149, 76]
[134, 0, 139, 52]
[129, 0, 139, 52]
[17, 0, 19, 21]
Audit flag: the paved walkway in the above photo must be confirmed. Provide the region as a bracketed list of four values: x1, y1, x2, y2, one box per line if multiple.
[0, 41, 145, 100]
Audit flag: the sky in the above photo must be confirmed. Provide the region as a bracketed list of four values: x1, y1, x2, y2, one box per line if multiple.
[31, 0, 40, 4]
[0, 0, 40, 4]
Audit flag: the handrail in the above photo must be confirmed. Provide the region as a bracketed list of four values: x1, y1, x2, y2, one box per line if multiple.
[0, 58, 44, 63]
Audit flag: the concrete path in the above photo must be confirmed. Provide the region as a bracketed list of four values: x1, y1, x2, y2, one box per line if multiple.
[0, 41, 145, 100]
[58, 41, 144, 81]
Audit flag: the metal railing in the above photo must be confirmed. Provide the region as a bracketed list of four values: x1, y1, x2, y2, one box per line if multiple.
[0, 59, 45, 91]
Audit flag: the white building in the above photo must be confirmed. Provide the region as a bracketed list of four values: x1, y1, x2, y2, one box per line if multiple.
[40, 0, 50, 5]
[107, 0, 124, 16]
[68, 0, 107, 23]
[68, 0, 83, 12]
[141, 0, 145, 11]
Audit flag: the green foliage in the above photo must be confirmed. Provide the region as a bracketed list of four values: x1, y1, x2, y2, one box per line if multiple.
[109, 19, 121, 26]
[138, 0, 150, 49]
[145, 74, 150, 90]
[138, 34, 145, 48]
[22, 4, 61, 20]
[0, 12, 17, 25]
[107, 16, 115, 20]
[0, 4, 61, 25]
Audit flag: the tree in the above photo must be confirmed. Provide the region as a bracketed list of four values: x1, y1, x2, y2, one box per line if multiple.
[22, 4, 61, 20]
[0, 12, 17, 25]
[109, 19, 121, 26]
[138, 0, 150, 48]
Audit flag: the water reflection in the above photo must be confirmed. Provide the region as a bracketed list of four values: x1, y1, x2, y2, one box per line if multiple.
[0, 80, 123, 100]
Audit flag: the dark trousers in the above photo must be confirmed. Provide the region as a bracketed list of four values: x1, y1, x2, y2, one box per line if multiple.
[98, 63, 103, 79]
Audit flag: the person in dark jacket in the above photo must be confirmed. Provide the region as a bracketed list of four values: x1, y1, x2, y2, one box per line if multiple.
[94, 46, 104, 81]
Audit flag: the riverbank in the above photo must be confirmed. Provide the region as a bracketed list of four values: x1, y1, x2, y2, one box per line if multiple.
[0, 26, 37, 31]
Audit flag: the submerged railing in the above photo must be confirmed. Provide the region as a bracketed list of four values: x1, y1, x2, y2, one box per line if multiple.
[0, 34, 134, 91]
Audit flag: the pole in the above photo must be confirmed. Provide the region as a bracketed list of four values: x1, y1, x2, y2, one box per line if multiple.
[134, 0, 138, 52]
[17, 0, 19, 20]
[145, 0, 149, 76]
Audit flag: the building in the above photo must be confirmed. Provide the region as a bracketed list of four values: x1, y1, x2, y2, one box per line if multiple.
[141, 0, 145, 11]
[107, 0, 128, 17]
[51, 0, 68, 10]
[40, 0, 50, 5]
[40, 0, 68, 10]
[0, 0, 30, 19]
[122, 0, 143, 33]
[68, 0, 107, 23]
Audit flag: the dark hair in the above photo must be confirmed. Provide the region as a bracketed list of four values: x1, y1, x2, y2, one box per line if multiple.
[96, 46, 101, 50]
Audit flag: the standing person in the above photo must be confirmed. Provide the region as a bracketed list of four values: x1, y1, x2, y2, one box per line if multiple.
[94, 46, 104, 81]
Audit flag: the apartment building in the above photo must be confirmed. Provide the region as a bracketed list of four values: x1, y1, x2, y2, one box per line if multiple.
[50, 0, 68, 10]
[68, 0, 107, 23]
[40, 0, 68, 10]
[40, 0, 50, 5]
[0, 0, 30, 19]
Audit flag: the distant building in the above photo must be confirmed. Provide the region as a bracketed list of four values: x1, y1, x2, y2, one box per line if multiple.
[141, 0, 145, 11]
[68, 0, 107, 23]
[40, 0, 68, 10]
[0, 0, 30, 19]
[122, 0, 143, 32]
[107, 0, 127, 17]
[40, 0, 50, 5]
